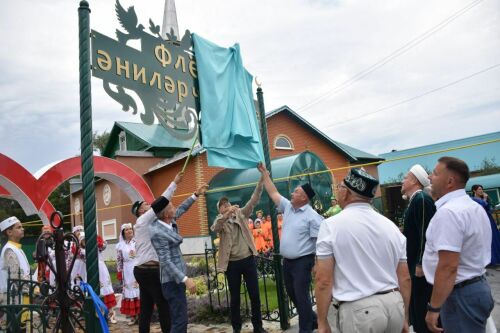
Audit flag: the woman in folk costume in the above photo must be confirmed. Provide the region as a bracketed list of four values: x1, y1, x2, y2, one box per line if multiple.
[116, 223, 140, 325]
[70, 229, 87, 285]
[35, 225, 56, 287]
[97, 235, 117, 324]
[68, 225, 83, 274]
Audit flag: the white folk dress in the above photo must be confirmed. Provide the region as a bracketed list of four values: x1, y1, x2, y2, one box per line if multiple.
[116, 239, 140, 315]
[98, 238, 116, 310]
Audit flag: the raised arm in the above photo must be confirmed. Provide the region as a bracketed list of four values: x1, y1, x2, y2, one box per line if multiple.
[175, 184, 209, 220]
[241, 176, 264, 217]
[136, 172, 184, 227]
[257, 163, 282, 207]
[211, 205, 238, 233]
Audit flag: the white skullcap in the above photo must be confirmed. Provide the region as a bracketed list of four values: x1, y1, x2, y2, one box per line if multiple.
[0, 216, 20, 232]
[72, 225, 84, 233]
[409, 164, 430, 188]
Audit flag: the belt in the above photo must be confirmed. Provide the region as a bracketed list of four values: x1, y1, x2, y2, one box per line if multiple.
[375, 287, 399, 295]
[135, 263, 160, 269]
[454, 275, 484, 289]
[283, 253, 315, 261]
[333, 288, 400, 309]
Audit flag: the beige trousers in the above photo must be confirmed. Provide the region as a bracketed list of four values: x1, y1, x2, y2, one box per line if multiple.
[337, 291, 404, 333]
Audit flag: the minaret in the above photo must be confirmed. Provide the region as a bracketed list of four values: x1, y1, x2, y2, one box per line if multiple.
[161, 0, 179, 39]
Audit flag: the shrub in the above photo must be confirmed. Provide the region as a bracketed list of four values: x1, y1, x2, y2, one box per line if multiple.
[187, 294, 229, 324]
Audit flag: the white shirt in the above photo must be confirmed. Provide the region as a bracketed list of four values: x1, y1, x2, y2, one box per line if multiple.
[316, 203, 407, 302]
[134, 182, 176, 266]
[423, 189, 491, 285]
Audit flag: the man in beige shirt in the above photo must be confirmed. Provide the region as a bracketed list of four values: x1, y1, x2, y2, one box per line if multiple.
[211, 175, 267, 333]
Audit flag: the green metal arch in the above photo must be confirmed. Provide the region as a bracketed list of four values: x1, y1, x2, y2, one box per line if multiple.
[206, 151, 332, 233]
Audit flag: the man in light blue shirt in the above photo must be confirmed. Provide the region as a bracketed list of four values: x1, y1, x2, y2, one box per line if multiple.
[258, 163, 323, 333]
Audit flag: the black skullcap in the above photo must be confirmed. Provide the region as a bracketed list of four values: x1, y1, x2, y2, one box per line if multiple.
[131, 200, 144, 217]
[344, 168, 379, 198]
[300, 183, 316, 200]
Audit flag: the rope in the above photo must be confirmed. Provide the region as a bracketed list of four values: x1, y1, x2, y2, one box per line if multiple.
[19, 137, 499, 226]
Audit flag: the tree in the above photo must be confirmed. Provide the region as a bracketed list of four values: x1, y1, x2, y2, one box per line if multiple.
[476, 157, 500, 176]
[93, 130, 110, 154]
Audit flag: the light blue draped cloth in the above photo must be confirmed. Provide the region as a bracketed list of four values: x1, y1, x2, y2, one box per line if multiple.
[192, 33, 264, 169]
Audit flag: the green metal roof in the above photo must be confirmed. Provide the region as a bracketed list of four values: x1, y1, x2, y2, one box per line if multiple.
[102, 121, 192, 157]
[114, 122, 193, 149]
[378, 131, 500, 184]
[266, 106, 383, 162]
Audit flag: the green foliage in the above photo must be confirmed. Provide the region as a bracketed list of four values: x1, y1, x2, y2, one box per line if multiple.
[476, 157, 500, 176]
[385, 172, 405, 185]
[187, 276, 208, 296]
[93, 130, 111, 154]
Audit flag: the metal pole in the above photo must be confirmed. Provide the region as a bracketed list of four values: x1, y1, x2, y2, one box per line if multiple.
[256, 85, 289, 330]
[78, 1, 100, 332]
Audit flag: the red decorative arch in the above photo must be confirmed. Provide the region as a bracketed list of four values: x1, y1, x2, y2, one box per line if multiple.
[0, 153, 154, 224]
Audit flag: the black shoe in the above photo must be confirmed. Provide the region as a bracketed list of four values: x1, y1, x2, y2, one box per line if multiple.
[253, 328, 268, 333]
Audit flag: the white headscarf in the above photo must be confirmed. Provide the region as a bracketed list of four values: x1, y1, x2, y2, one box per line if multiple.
[119, 223, 133, 243]
[72, 225, 84, 233]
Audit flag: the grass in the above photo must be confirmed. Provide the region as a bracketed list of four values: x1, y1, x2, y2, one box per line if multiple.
[240, 278, 279, 312]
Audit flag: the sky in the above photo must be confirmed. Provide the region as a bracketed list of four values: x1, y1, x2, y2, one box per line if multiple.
[0, 0, 499, 173]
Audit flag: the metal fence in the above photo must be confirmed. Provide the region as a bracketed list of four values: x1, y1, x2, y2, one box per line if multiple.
[0, 269, 51, 333]
[204, 248, 315, 324]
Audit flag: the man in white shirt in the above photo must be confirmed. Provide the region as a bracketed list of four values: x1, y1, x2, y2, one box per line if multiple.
[315, 168, 411, 333]
[423, 157, 493, 332]
[132, 171, 183, 333]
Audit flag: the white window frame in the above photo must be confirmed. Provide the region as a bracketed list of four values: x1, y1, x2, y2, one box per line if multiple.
[274, 134, 294, 150]
[118, 131, 127, 151]
[101, 219, 117, 241]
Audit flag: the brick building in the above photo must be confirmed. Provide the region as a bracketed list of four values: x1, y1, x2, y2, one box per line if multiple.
[70, 105, 382, 255]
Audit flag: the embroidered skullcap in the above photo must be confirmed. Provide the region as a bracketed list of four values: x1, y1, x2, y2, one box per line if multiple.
[409, 164, 431, 188]
[0, 216, 20, 232]
[300, 183, 316, 200]
[131, 201, 144, 217]
[344, 168, 379, 198]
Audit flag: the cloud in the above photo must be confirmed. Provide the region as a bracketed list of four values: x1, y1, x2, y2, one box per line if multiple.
[0, 0, 499, 173]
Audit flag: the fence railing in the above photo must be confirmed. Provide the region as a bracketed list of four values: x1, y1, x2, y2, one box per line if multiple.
[0, 269, 51, 333]
[204, 248, 315, 323]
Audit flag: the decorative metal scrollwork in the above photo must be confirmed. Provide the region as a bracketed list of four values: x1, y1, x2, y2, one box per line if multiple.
[35, 211, 86, 332]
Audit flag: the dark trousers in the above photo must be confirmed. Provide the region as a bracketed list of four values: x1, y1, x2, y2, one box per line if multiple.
[283, 254, 317, 333]
[134, 266, 171, 333]
[161, 282, 187, 333]
[410, 276, 433, 333]
[225, 255, 263, 331]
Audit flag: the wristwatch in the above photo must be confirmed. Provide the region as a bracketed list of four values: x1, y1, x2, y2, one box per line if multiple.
[427, 302, 441, 313]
